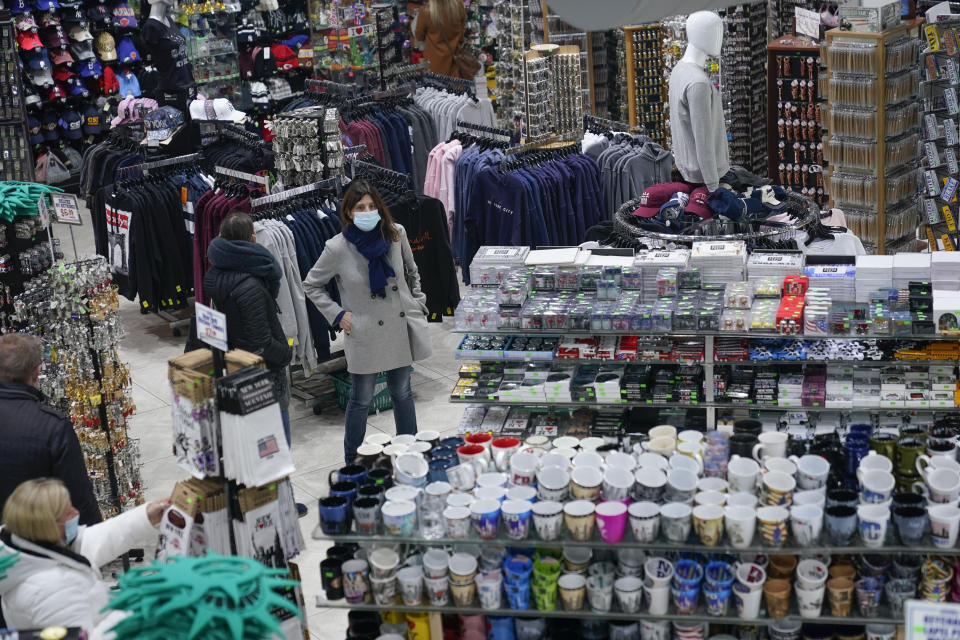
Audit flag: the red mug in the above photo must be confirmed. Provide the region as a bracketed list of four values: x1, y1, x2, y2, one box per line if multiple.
[465, 432, 493, 449]
[491, 437, 521, 472]
[457, 443, 489, 474]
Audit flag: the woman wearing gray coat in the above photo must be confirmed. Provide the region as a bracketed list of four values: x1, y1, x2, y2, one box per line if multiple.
[303, 180, 432, 464]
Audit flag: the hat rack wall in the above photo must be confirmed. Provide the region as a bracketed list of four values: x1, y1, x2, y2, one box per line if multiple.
[824, 23, 920, 255]
[918, 17, 960, 253]
[0, 17, 34, 181]
[766, 35, 827, 209]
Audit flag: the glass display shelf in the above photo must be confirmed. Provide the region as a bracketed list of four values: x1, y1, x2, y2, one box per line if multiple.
[447, 397, 960, 411]
[312, 600, 903, 627]
[311, 526, 960, 556]
[454, 357, 960, 367]
[452, 329, 960, 341]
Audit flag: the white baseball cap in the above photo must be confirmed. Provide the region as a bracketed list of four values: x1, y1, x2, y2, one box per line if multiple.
[188, 97, 247, 123]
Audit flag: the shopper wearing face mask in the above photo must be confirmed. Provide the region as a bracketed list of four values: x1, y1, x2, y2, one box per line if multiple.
[0, 478, 169, 636]
[304, 179, 432, 464]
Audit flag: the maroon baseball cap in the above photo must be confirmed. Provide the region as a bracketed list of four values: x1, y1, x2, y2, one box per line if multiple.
[632, 182, 692, 218]
[685, 186, 713, 219]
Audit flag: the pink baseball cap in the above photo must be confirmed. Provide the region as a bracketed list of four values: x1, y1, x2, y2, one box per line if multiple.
[631, 182, 692, 217]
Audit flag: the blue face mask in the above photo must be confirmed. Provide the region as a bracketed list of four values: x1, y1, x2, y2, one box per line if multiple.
[62, 513, 79, 546]
[353, 210, 381, 232]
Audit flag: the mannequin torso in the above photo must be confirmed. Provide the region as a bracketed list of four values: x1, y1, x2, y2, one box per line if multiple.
[668, 11, 730, 191]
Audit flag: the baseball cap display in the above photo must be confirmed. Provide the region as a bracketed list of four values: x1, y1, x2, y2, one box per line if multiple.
[100, 65, 119, 93]
[50, 47, 74, 65]
[112, 2, 138, 28]
[39, 12, 59, 27]
[15, 14, 38, 31]
[29, 66, 54, 86]
[58, 109, 83, 140]
[60, 7, 85, 22]
[41, 112, 59, 141]
[52, 66, 75, 83]
[16, 30, 43, 50]
[265, 76, 291, 101]
[40, 25, 68, 49]
[78, 59, 102, 78]
[144, 106, 185, 141]
[68, 25, 94, 42]
[27, 116, 43, 145]
[249, 81, 270, 107]
[117, 36, 139, 63]
[117, 69, 140, 97]
[9, 0, 35, 14]
[87, 5, 112, 25]
[45, 83, 66, 101]
[70, 40, 95, 61]
[95, 32, 117, 61]
[35, 0, 60, 11]
[269, 44, 298, 70]
[189, 97, 247, 123]
[82, 104, 102, 135]
[22, 49, 51, 70]
[66, 76, 90, 97]
[236, 22, 262, 46]
[632, 182, 692, 218]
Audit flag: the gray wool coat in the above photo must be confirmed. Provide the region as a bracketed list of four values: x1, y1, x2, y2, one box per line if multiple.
[302, 224, 431, 375]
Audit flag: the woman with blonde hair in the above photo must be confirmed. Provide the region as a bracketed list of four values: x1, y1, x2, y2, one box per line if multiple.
[413, 0, 468, 77]
[0, 478, 169, 637]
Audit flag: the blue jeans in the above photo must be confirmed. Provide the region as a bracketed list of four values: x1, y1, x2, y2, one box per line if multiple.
[344, 366, 417, 463]
[281, 408, 291, 448]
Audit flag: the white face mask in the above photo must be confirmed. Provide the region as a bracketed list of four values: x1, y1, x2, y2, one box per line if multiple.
[353, 210, 381, 232]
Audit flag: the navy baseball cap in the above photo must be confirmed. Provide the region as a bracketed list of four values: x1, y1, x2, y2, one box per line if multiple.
[58, 109, 83, 140]
[41, 112, 59, 141]
[22, 49, 52, 70]
[117, 36, 139, 63]
[82, 104, 102, 135]
[144, 106, 184, 141]
[27, 115, 43, 145]
[66, 76, 89, 97]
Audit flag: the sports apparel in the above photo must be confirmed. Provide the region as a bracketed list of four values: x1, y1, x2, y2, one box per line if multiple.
[141, 18, 194, 91]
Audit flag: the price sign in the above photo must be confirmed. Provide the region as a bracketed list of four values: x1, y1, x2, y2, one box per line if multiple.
[907, 600, 960, 640]
[37, 195, 50, 229]
[795, 7, 821, 39]
[195, 302, 228, 352]
[51, 193, 83, 225]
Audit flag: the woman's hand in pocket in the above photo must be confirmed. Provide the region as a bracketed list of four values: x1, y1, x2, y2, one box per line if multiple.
[341, 311, 354, 334]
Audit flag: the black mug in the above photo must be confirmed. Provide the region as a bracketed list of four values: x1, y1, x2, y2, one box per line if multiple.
[734, 419, 763, 435]
[367, 467, 393, 489]
[357, 483, 384, 503]
[348, 621, 381, 638]
[729, 433, 759, 458]
[320, 557, 344, 600]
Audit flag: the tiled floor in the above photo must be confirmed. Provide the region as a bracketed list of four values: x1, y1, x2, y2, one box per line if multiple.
[60, 213, 468, 639]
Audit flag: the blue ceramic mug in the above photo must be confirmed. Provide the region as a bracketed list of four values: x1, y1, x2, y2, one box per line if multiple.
[329, 481, 359, 511]
[319, 495, 350, 534]
[329, 464, 368, 487]
[824, 504, 857, 545]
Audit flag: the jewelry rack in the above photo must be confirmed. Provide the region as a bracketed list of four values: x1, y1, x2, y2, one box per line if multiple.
[583, 114, 640, 133]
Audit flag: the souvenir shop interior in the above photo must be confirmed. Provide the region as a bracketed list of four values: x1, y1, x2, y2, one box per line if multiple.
[3, 0, 960, 639]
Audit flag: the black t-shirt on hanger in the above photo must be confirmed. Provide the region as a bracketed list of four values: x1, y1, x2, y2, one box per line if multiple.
[141, 17, 195, 92]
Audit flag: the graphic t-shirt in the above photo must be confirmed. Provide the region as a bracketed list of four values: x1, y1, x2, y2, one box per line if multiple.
[141, 17, 194, 91]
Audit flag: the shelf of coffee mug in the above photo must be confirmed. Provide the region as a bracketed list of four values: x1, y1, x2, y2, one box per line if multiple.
[447, 396, 960, 411]
[311, 600, 903, 627]
[453, 330, 960, 341]
[311, 527, 960, 556]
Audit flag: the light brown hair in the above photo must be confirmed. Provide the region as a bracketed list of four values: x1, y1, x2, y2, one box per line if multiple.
[428, 0, 466, 33]
[340, 179, 400, 242]
[3, 478, 70, 544]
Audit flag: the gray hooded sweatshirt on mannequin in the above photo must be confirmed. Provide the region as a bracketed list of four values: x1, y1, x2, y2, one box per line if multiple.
[669, 61, 730, 191]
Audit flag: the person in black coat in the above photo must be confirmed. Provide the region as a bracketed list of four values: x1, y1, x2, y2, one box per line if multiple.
[0, 333, 101, 527]
[202, 211, 294, 440]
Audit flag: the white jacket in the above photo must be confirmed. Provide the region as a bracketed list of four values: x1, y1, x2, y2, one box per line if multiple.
[0, 504, 156, 639]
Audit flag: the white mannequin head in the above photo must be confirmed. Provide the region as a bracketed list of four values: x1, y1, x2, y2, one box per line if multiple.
[685, 11, 724, 58]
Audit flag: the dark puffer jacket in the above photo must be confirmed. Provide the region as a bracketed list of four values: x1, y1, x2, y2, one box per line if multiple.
[202, 238, 292, 377]
[0, 381, 101, 526]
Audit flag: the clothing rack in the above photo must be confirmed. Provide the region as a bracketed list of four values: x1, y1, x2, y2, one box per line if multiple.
[347, 157, 413, 187]
[250, 179, 340, 210]
[504, 131, 581, 155]
[583, 114, 640, 133]
[117, 153, 202, 179]
[214, 166, 271, 188]
[456, 121, 512, 139]
[306, 78, 359, 97]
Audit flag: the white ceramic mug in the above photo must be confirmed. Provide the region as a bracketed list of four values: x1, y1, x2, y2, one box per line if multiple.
[603, 467, 635, 502]
[790, 454, 830, 490]
[669, 454, 702, 475]
[648, 425, 677, 441]
[508, 452, 539, 486]
[789, 504, 823, 546]
[636, 452, 669, 472]
[914, 467, 960, 504]
[753, 432, 788, 461]
[860, 450, 894, 475]
[648, 436, 676, 457]
[727, 455, 761, 493]
[859, 470, 896, 504]
[928, 503, 960, 548]
[724, 505, 757, 549]
[916, 454, 960, 477]
[857, 503, 890, 548]
[764, 457, 797, 477]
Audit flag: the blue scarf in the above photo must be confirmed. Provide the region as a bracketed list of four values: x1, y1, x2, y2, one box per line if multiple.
[343, 225, 395, 298]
